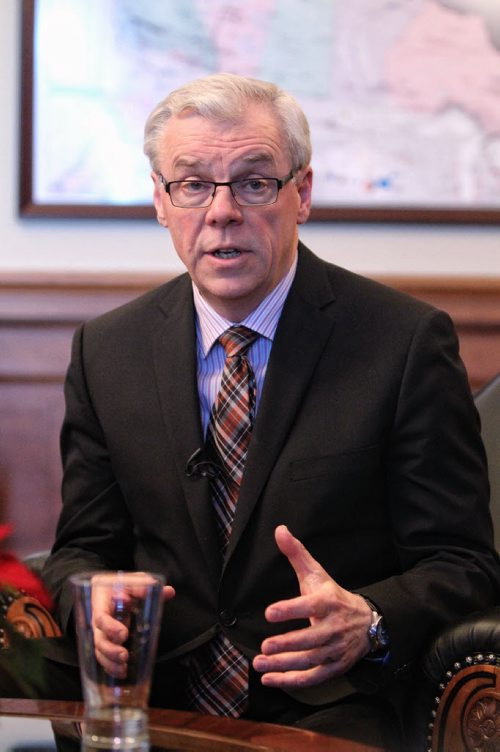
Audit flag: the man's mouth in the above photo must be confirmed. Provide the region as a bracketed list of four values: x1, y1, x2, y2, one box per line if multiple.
[212, 248, 242, 259]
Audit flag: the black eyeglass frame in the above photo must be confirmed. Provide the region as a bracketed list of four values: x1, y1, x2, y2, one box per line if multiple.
[158, 170, 295, 208]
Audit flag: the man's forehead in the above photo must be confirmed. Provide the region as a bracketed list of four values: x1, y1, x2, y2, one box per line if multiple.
[161, 109, 287, 172]
[165, 104, 282, 144]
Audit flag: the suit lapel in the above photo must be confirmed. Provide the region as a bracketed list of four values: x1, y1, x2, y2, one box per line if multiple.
[226, 246, 337, 561]
[152, 275, 220, 582]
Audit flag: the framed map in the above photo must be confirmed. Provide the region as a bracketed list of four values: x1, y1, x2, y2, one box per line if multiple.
[20, 0, 500, 222]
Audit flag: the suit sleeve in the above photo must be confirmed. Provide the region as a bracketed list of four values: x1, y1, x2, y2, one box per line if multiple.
[42, 323, 135, 633]
[351, 307, 500, 688]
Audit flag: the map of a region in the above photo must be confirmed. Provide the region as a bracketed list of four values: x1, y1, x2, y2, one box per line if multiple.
[33, 0, 500, 211]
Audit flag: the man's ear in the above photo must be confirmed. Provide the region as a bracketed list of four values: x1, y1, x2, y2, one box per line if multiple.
[152, 172, 168, 227]
[296, 166, 313, 225]
[295, 165, 312, 225]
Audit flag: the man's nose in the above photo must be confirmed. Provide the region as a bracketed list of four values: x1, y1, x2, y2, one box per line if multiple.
[205, 185, 243, 223]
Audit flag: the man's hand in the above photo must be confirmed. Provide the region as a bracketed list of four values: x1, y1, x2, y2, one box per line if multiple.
[252, 525, 372, 689]
[91, 575, 175, 679]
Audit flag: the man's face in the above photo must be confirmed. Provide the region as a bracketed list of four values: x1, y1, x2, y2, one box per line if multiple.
[152, 103, 312, 321]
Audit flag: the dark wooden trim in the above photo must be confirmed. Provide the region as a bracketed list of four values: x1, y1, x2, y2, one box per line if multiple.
[19, 0, 35, 217]
[1, 271, 498, 390]
[309, 206, 500, 224]
[19, 203, 157, 220]
[18, 203, 500, 224]
[1, 270, 499, 294]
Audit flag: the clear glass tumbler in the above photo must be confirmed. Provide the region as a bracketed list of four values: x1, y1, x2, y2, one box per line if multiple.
[71, 571, 165, 751]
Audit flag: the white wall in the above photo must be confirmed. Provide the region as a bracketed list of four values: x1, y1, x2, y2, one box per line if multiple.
[2, 0, 499, 278]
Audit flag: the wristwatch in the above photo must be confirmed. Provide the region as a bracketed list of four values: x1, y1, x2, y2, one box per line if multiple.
[364, 598, 390, 654]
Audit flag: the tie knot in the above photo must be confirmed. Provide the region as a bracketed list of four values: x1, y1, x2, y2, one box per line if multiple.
[219, 326, 258, 358]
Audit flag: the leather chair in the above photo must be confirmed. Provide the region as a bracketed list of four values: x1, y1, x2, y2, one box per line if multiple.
[415, 374, 500, 752]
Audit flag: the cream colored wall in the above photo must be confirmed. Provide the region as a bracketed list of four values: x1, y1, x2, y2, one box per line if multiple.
[2, 0, 500, 278]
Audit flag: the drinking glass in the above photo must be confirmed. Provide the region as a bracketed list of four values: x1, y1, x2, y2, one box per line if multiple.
[71, 571, 165, 751]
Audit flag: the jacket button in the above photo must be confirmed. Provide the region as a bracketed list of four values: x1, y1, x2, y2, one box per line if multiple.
[219, 609, 237, 627]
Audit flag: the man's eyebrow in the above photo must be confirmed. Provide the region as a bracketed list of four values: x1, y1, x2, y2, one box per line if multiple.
[240, 153, 276, 167]
[172, 153, 276, 172]
[172, 157, 204, 170]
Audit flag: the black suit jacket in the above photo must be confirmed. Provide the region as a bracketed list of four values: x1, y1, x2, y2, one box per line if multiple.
[43, 243, 500, 702]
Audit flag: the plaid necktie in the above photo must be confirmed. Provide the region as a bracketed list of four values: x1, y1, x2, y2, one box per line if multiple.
[206, 326, 258, 551]
[185, 325, 258, 717]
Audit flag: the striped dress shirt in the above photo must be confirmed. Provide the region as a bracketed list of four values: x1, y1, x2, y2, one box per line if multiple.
[193, 255, 297, 437]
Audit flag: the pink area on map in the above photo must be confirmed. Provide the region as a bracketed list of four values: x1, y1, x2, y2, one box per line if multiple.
[197, 1, 276, 75]
[384, 0, 500, 133]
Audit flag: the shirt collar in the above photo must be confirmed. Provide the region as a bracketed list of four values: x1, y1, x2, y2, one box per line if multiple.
[193, 254, 298, 357]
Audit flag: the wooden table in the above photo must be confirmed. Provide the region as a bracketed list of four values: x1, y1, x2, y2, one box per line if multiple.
[0, 698, 387, 751]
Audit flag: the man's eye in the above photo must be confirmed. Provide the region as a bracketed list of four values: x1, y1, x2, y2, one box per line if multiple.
[243, 179, 268, 192]
[182, 181, 210, 193]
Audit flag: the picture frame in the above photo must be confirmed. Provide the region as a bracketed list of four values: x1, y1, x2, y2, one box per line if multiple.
[19, 0, 500, 223]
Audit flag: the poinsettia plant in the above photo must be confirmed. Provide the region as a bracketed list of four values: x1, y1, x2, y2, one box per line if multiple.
[0, 524, 53, 610]
[0, 523, 55, 696]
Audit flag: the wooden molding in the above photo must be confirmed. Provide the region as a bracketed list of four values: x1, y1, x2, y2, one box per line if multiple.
[1, 271, 498, 389]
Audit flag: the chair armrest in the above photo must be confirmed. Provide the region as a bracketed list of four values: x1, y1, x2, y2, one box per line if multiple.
[420, 606, 500, 752]
[1, 591, 62, 646]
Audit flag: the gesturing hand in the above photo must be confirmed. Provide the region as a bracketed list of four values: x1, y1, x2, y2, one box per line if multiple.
[252, 525, 372, 689]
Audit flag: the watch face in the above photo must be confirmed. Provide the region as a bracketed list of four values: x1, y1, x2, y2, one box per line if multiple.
[368, 613, 389, 652]
[364, 598, 389, 653]
[376, 619, 390, 648]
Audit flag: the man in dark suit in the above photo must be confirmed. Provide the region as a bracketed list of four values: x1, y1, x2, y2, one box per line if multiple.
[38, 73, 499, 748]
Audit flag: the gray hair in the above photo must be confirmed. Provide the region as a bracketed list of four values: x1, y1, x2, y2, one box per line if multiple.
[143, 72, 312, 174]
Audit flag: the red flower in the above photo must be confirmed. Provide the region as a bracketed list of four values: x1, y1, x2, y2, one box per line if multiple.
[0, 524, 53, 611]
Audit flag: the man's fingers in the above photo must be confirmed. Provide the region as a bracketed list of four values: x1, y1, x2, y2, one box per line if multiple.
[260, 621, 336, 655]
[259, 662, 339, 689]
[93, 616, 129, 679]
[89, 574, 174, 680]
[94, 612, 128, 644]
[274, 525, 330, 591]
[256, 527, 371, 691]
[274, 524, 310, 563]
[254, 647, 342, 674]
[93, 611, 129, 677]
[264, 592, 324, 623]
[163, 585, 176, 602]
[95, 641, 128, 679]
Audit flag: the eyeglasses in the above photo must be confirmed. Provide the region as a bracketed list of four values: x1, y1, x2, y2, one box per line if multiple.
[158, 171, 295, 208]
